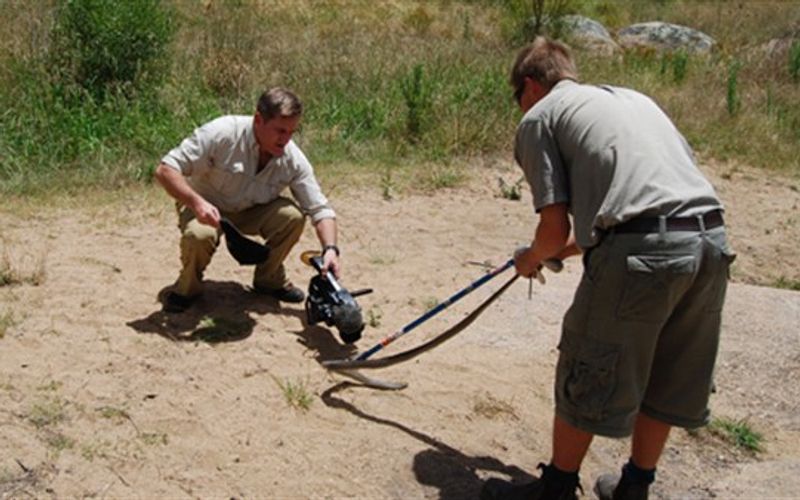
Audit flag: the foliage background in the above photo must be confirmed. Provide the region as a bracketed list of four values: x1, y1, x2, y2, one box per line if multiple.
[1, 0, 798, 196]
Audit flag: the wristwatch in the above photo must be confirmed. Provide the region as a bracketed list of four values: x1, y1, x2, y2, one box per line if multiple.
[322, 244, 340, 257]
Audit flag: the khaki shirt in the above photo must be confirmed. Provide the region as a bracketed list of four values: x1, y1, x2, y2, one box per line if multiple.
[161, 115, 335, 223]
[515, 80, 721, 249]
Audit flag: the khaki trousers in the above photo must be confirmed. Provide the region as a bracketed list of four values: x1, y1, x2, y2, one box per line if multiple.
[174, 197, 305, 296]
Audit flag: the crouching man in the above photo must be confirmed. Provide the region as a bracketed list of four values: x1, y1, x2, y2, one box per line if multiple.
[155, 87, 340, 313]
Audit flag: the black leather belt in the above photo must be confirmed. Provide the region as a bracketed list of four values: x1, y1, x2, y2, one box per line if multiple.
[613, 209, 724, 234]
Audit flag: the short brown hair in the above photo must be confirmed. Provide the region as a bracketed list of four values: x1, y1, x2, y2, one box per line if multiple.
[256, 87, 303, 121]
[510, 37, 578, 91]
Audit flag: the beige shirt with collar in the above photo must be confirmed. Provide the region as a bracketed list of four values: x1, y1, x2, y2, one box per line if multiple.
[161, 115, 335, 223]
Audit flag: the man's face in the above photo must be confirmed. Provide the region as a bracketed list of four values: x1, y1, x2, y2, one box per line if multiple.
[254, 113, 301, 157]
[515, 77, 547, 112]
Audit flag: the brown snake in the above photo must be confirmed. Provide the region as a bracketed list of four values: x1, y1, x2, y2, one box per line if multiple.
[322, 274, 520, 389]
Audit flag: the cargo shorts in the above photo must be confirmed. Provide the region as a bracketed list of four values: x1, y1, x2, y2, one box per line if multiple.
[554, 225, 735, 437]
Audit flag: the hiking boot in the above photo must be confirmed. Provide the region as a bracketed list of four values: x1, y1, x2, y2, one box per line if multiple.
[594, 473, 650, 500]
[480, 463, 580, 500]
[162, 291, 199, 313]
[253, 283, 305, 303]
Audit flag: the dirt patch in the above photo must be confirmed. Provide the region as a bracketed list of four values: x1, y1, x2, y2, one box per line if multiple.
[0, 160, 798, 498]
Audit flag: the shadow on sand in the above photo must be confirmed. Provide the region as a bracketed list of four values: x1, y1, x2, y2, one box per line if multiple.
[321, 382, 536, 499]
[127, 280, 306, 344]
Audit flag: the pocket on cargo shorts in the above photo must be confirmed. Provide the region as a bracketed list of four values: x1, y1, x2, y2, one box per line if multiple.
[704, 233, 736, 313]
[556, 336, 620, 422]
[616, 254, 696, 323]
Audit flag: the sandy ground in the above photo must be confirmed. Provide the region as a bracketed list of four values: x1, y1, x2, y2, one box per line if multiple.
[1, 159, 799, 499]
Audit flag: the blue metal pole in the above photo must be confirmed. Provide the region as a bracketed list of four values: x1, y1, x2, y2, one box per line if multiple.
[354, 259, 515, 361]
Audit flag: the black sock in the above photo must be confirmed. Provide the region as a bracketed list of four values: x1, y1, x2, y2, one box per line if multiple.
[621, 458, 656, 485]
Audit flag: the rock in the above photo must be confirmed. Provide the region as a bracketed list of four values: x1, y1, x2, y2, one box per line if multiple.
[559, 14, 620, 56]
[618, 21, 716, 54]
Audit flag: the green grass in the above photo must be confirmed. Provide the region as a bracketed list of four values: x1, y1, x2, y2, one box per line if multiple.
[139, 432, 169, 446]
[773, 276, 800, 291]
[498, 176, 524, 201]
[97, 405, 130, 421]
[421, 165, 467, 191]
[0, 0, 798, 196]
[81, 441, 111, 462]
[27, 398, 67, 430]
[790, 40, 800, 82]
[45, 432, 75, 453]
[191, 315, 252, 343]
[709, 417, 764, 452]
[366, 306, 383, 328]
[274, 377, 314, 412]
[36, 380, 63, 392]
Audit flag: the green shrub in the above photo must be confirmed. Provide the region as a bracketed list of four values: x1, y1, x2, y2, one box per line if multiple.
[656, 49, 689, 84]
[400, 64, 435, 142]
[500, 0, 573, 43]
[50, 0, 174, 100]
[774, 276, 800, 291]
[671, 49, 689, 83]
[710, 417, 764, 452]
[790, 40, 800, 83]
[1, 1, 798, 195]
[727, 59, 742, 116]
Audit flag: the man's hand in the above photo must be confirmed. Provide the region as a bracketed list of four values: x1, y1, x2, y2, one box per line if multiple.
[190, 197, 221, 228]
[322, 247, 341, 279]
[514, 245, 543, 280]
[315, 218, 340, 278]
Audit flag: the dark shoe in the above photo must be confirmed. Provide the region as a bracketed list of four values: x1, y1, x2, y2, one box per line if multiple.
[594, 473, 650, 500]
[162, 291, 198, 313]
[480, 463, 580, 500]
[253, 283, 305, 303]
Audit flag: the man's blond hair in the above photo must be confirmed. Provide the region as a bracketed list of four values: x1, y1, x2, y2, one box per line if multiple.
[257, 87, 303, 121]
[510, 36, 578, 91]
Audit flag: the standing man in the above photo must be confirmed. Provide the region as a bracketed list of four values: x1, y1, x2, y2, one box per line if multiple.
[155, 87, 341, 313]
[481, 37, 735, 500]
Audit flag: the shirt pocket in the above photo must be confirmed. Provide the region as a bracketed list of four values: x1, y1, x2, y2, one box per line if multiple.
[616, 254, 696, 323]
[210, 161, 248, 199]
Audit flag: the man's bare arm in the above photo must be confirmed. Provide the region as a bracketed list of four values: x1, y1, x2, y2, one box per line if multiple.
[515, 203, 572, 277]
[154, 163, 220, 228]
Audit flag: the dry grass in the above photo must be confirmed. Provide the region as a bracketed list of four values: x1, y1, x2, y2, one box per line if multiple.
[0, 310, 15, 338]
[0, 0, 797, 198]
[27, 397, 67, 430]
[473, 393, 520, 421]
[0, 244, 47, 287]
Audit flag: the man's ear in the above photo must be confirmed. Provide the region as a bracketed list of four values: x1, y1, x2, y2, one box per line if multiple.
[528, 77, 547, 99]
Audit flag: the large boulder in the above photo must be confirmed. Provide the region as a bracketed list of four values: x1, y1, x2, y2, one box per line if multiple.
[618, 21, 716, 54]
[559, 14, 620, 56]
